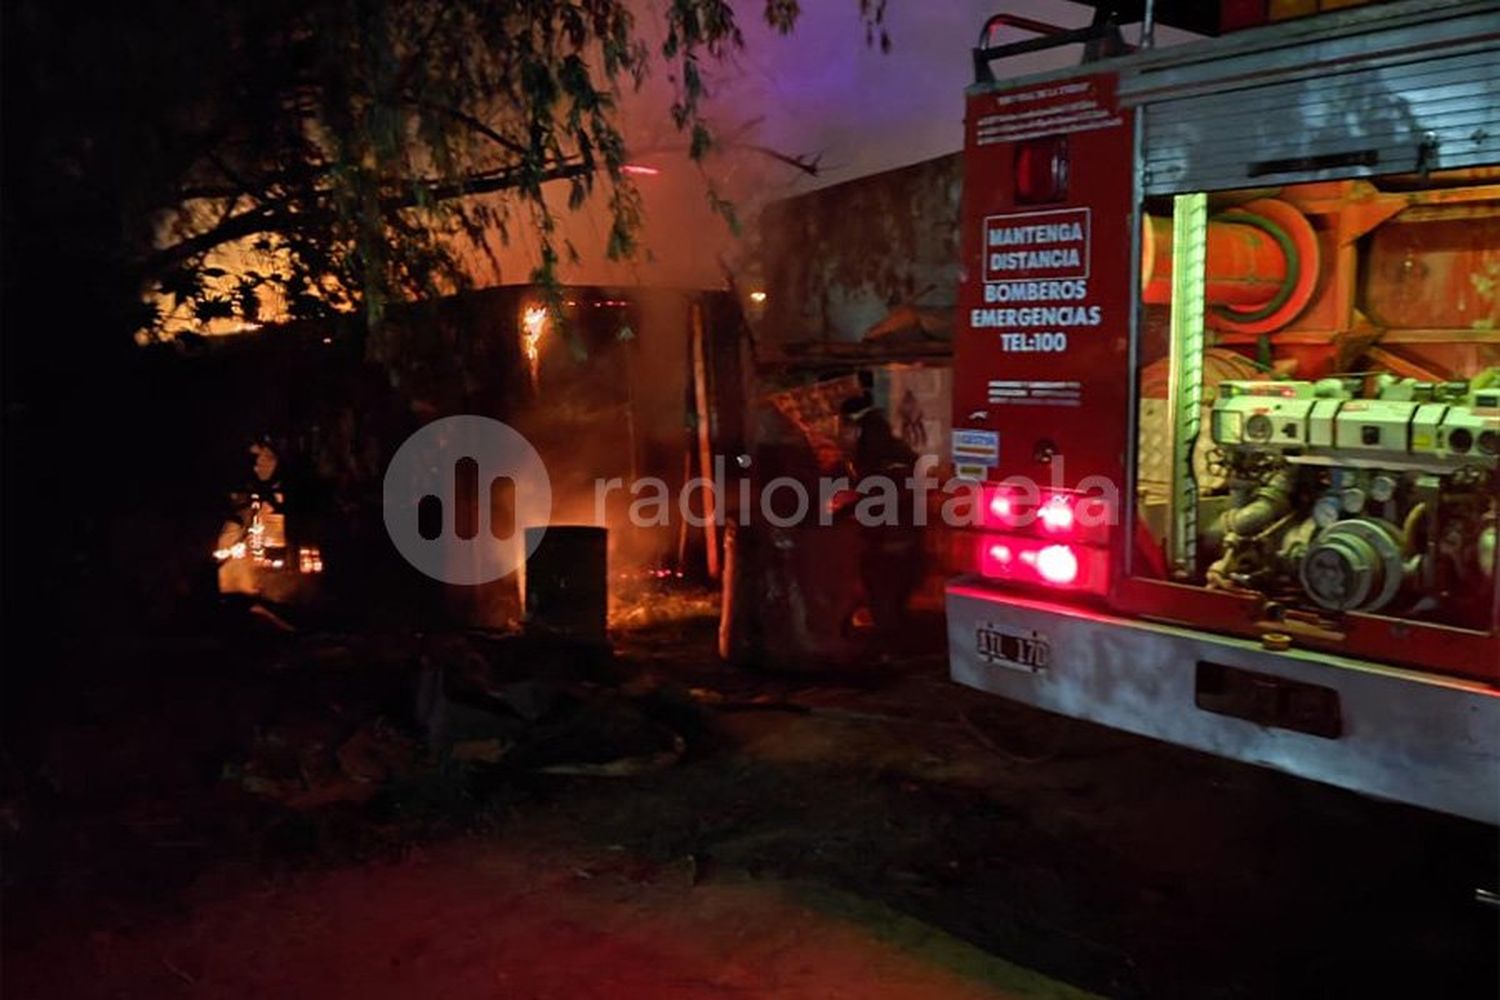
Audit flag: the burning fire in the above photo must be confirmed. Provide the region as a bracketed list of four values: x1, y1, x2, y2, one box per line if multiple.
[213, 499, 323, 576]
[214, 540, 323, 574]
[522, 305, 548, 390]
[298, 546, 324, 574]
[214, 542, 248, 562]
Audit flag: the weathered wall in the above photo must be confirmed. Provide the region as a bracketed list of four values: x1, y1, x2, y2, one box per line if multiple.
[759, 154, 961, 346]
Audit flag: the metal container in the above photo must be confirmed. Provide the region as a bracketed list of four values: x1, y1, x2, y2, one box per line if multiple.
[523, 525, 608, 641]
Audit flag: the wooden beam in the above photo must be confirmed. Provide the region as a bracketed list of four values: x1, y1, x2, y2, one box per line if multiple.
[1364, 346, 1447, 381]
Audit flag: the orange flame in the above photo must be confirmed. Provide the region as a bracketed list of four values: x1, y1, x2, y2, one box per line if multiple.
[522, 305, 548, 390]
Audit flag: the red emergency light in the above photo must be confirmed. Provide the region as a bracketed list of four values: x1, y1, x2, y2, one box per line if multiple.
[976, 533, 1107, 594]
[982, 486, 1115, 545]
[1014, 135, 1069, 205]
[1037, 494, 1075, 533]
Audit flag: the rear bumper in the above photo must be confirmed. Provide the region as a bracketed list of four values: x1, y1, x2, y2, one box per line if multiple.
[947, 578, 1500, 825]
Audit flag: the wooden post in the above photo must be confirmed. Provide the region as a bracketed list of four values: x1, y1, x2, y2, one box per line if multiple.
[691, 301, 721, 580]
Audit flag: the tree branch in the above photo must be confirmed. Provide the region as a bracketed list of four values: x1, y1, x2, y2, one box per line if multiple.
[626, 139, 822, 177]
[402, 96, 533, 160]
[139, 155, 595, 282]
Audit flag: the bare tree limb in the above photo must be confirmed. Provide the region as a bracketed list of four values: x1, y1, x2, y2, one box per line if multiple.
[627, 139, 821, 177]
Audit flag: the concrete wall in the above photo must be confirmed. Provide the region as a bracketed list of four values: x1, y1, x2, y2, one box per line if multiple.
[759, 154, 961, 346]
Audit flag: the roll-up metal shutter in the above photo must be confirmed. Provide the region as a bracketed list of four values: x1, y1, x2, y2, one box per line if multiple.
[1122, 0, 1500, 195]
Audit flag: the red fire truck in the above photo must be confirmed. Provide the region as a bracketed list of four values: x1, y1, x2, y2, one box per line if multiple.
[947, 0, 1500, 824]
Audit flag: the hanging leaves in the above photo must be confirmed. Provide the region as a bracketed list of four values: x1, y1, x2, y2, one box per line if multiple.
[12, 1, 888, 341]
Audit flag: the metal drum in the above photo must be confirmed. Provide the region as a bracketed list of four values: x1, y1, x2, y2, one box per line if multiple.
[523, 525, 608, 642]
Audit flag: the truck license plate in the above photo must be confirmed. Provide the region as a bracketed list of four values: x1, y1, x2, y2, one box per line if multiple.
[975, 624, 1051, 673]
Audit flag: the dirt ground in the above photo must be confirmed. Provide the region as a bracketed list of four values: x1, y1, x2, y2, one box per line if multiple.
[5, 838, 1085, 1000]
[3, 612, 1497, 998]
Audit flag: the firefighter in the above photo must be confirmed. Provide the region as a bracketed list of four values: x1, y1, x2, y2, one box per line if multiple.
[835, 393, 924, 640]
[214, 437, 296, 617]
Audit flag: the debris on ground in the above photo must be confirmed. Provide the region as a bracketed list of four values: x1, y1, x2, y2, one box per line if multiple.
[226, 628, 697, 811]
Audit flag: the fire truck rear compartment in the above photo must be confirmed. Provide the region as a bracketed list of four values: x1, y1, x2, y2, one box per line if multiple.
[951, 1, 1500, 821]
[948, 582, 1500, 825]
[1134, 169, 1500, 638]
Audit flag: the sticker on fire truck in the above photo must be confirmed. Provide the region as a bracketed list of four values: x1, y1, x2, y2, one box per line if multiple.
[987, 380, 1082, 408]
[972, 208, 1104, 347]
[975, 623, 1051, 674]
[951, 428, 999, 467]
[982, 208, 1090, 284]
[954, 463, 988, 482]
[972, 80, 1123, 147]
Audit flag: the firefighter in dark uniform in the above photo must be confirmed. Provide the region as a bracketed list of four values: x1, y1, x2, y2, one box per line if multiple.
[836, 393, 924, 640]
